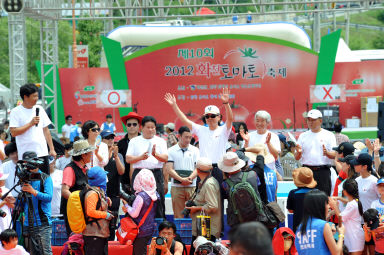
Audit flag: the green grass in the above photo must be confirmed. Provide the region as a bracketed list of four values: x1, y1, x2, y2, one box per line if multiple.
[304, 25, 384, 50]
[335, 9, 384, 26]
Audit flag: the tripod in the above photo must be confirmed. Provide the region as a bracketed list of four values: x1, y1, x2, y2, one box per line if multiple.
[4, 180, 45, 254]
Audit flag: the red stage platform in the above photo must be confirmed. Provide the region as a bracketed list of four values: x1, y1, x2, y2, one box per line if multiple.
[52, 241, 195, 255]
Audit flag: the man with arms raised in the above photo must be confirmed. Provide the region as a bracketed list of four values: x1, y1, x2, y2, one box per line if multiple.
[165, 88, 233, 186]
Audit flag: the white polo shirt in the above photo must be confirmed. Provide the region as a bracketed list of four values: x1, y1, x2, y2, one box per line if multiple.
[192, 123, 230, 164]
[127, 135, 168, 169]
[247, 130, 281, 170]
[297, 128, 337, 166]
[168, 143, 200, 187]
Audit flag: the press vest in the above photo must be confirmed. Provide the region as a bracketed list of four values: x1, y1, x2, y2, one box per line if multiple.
[295, 217, 331, 255]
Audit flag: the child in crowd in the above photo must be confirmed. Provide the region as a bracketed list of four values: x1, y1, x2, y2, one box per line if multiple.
[371, 178, 384, 216]
[363, 209, 384, 255]
[334, 155, 358, 213]
[340, 179, 365, 254]
[0, 172, 15, 232]
[272, 227, 298, 255]
[295, 190, 345, 255]
[352, 153, 380, 254]
[0, 229, 29, 254]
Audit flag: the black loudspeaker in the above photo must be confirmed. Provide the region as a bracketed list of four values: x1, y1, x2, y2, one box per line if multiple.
[378, 102, 384, 130]
[378, 130, 384, 142]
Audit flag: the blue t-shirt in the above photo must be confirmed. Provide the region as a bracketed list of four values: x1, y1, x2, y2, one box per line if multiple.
[69, 125, 80, 142]
[295, 217, 331, 255]
[264, 165, 277, 202]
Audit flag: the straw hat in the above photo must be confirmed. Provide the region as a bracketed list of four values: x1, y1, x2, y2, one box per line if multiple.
[218, 152, 245, 173]
[69, 140, 96, 156]
[353, 141, 366, 151]
[244, 143, 275, 164]
[196, 157, 213, 173]
[292, 167, 317, 188]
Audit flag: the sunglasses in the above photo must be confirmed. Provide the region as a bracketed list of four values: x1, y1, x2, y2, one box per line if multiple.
[205, 114, 218, 119]
[90, 127, 100, 132]
[126, 123, 138, 127]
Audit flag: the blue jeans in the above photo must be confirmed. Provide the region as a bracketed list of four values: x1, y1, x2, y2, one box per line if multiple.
[23, 224, 52, 255]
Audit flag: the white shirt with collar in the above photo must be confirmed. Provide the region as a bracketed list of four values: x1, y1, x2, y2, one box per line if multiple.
[127, 135, 168, 169]
[297, 128, 337, 166]
[168, 143, 200, 187]
[191, 122, 230, 164]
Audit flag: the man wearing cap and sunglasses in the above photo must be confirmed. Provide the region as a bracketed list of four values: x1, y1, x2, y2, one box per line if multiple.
[165, 88, 233, 232]
[118, 112, 143, 194]
[295, 109, 337, 196]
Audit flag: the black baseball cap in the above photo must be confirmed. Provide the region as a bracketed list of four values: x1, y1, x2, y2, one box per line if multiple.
[350, 153, 373, 170]
[22, 151, 38, 160]
[333, 142, 355, 157]
[338, 154, 356, 165]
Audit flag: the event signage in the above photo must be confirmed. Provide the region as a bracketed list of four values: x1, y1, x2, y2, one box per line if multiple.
[309, 84, 346, 103]
[59, 36, 384, 131]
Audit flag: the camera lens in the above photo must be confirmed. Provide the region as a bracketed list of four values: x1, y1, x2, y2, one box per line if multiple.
[156, 237, 166, 245]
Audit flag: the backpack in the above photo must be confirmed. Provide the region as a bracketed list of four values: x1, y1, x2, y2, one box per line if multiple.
[225, 172, 266, 223]
[67, 185, 102, 234]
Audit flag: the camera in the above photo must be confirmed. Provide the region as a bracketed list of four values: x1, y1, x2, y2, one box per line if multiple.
[155, 236, 167, 246]
[196, 243, 215, 255]
[0, 209, 6, 218]
[154, 236, 167, 255]
[181, 200, 196, 217]
[119, 191, 136, 206]
[16, 158, 43, 183]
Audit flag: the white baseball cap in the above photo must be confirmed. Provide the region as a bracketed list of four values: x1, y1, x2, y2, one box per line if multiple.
[306, 109, 322, 119]
[204, 105, 220, 115]
[165, 122, 175, 131]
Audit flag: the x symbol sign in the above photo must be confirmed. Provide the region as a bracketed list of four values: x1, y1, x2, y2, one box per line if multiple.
[323, 87, 333, 100]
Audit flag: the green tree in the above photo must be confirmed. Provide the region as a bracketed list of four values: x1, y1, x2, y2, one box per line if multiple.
[76, 19, 103, 67]
[0, 17, 72, 88]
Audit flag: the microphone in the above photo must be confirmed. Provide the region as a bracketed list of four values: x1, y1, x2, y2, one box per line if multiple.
[35, 108, 40, 127]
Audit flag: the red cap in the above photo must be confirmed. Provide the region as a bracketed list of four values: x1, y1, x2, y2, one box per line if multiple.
[121, 112, 143, 126]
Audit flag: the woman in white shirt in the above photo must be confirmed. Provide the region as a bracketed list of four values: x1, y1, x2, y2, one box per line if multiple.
[82, 120, 109, 168]
[340, 179, 365, 254]
[352, 153, 380, 212]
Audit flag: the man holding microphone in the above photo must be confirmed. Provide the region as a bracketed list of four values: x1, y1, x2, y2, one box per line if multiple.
[9, 83, 56, 174]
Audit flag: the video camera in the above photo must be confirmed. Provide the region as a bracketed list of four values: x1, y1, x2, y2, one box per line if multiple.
[16, 158, 43, 183]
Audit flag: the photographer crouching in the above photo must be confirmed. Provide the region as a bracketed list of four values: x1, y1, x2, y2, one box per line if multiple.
[17, 151, 53, 255]
[148, 221, 184, 255]
[186, 158, 222, 255]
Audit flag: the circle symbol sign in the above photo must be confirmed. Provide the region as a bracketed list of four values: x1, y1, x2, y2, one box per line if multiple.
[107, 91, 120, 105]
